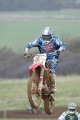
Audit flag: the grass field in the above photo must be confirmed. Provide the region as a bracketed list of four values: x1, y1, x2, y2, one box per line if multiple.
[0, 118, 57, 120]
[0, 75, 80, 110]
[0, 9, 80, 52]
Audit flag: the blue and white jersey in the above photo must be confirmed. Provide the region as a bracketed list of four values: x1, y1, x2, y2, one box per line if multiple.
[25, 36, 66, 61]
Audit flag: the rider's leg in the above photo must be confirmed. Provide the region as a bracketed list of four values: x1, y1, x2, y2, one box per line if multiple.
[49, 62, 58, 93]
[49, 73, 56, 93]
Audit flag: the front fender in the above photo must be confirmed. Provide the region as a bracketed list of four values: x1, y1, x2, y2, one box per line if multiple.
[29, 63, 41, 77]
[29, 63, 41, 71]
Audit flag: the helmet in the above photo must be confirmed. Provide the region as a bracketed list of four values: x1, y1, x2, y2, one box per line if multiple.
[68, 103, 77, 110]
[42, 27, 53, 40]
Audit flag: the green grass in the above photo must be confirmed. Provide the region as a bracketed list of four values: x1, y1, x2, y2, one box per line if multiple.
[0, 79, 28, 110]
[0, 118, 57, 120]
[0, 75, 80, 110]
[0, 10, 80, 52]
[0, 9, 80, 16]
[56, 75, 80, 107]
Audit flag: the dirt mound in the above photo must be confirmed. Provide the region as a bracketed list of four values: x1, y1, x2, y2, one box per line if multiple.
[0, 47, 80, 78]
[0, 107, 67, 119]
[0, 107, 80, 119]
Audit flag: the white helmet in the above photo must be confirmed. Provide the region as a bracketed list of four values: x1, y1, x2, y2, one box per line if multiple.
[68, 103, 77, 110]
[42, 27, 53, 40]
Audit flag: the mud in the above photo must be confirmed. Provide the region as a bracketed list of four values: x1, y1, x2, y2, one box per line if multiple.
[0, 107, 77, 119]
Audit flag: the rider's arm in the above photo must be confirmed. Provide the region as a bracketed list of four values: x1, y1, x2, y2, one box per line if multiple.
[24, 38, 40, 55]
[55, 36, 66, 52]
[25, 38, 40, 49]
[58, 112, 66, 120]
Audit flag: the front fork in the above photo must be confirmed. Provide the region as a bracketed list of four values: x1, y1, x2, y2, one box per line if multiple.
[38, 66, 44, 92]
[32, 66, 44, 92]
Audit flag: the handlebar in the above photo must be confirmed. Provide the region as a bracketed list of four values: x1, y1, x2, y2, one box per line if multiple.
[24, 50, 60, 58]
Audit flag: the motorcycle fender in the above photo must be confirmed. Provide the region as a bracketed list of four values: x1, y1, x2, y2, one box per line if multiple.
[29, 63, 41, 70]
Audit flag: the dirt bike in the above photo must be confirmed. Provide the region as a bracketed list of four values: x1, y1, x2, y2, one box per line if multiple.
[26, 52, 56, 115]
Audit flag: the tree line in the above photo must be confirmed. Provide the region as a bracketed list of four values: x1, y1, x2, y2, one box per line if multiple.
[0, 0, 80, 11]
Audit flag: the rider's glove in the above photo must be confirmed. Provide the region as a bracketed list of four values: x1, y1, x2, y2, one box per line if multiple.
[56, 47, 64, 54]
[24, 48, 29, 57]
[58, 47, 64, 52]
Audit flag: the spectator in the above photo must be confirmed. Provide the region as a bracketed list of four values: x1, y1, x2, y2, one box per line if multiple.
[58, 103, 80, 120]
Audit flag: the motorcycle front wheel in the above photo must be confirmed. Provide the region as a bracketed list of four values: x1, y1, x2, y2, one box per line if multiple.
[27, 75, 42, 108]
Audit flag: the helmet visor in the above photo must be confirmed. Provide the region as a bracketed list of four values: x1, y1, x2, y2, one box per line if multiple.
[42, 35, 52, 40]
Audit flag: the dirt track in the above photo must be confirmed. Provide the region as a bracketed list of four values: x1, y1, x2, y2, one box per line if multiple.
[0, 107, 80, 119]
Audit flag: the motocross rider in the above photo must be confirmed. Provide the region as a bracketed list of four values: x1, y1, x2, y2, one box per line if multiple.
[58, 103, 80, 120]
[24, 27, 66, 93]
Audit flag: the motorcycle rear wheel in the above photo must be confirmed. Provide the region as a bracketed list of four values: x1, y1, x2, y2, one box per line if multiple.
[27, 75, 42, 108]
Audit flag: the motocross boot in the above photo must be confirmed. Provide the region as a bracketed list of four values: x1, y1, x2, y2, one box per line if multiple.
[49, 73, 56, 93]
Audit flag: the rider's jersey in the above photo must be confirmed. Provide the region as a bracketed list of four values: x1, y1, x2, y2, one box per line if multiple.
[25, 36, 66, 61]
[58, 111, 80, 120]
